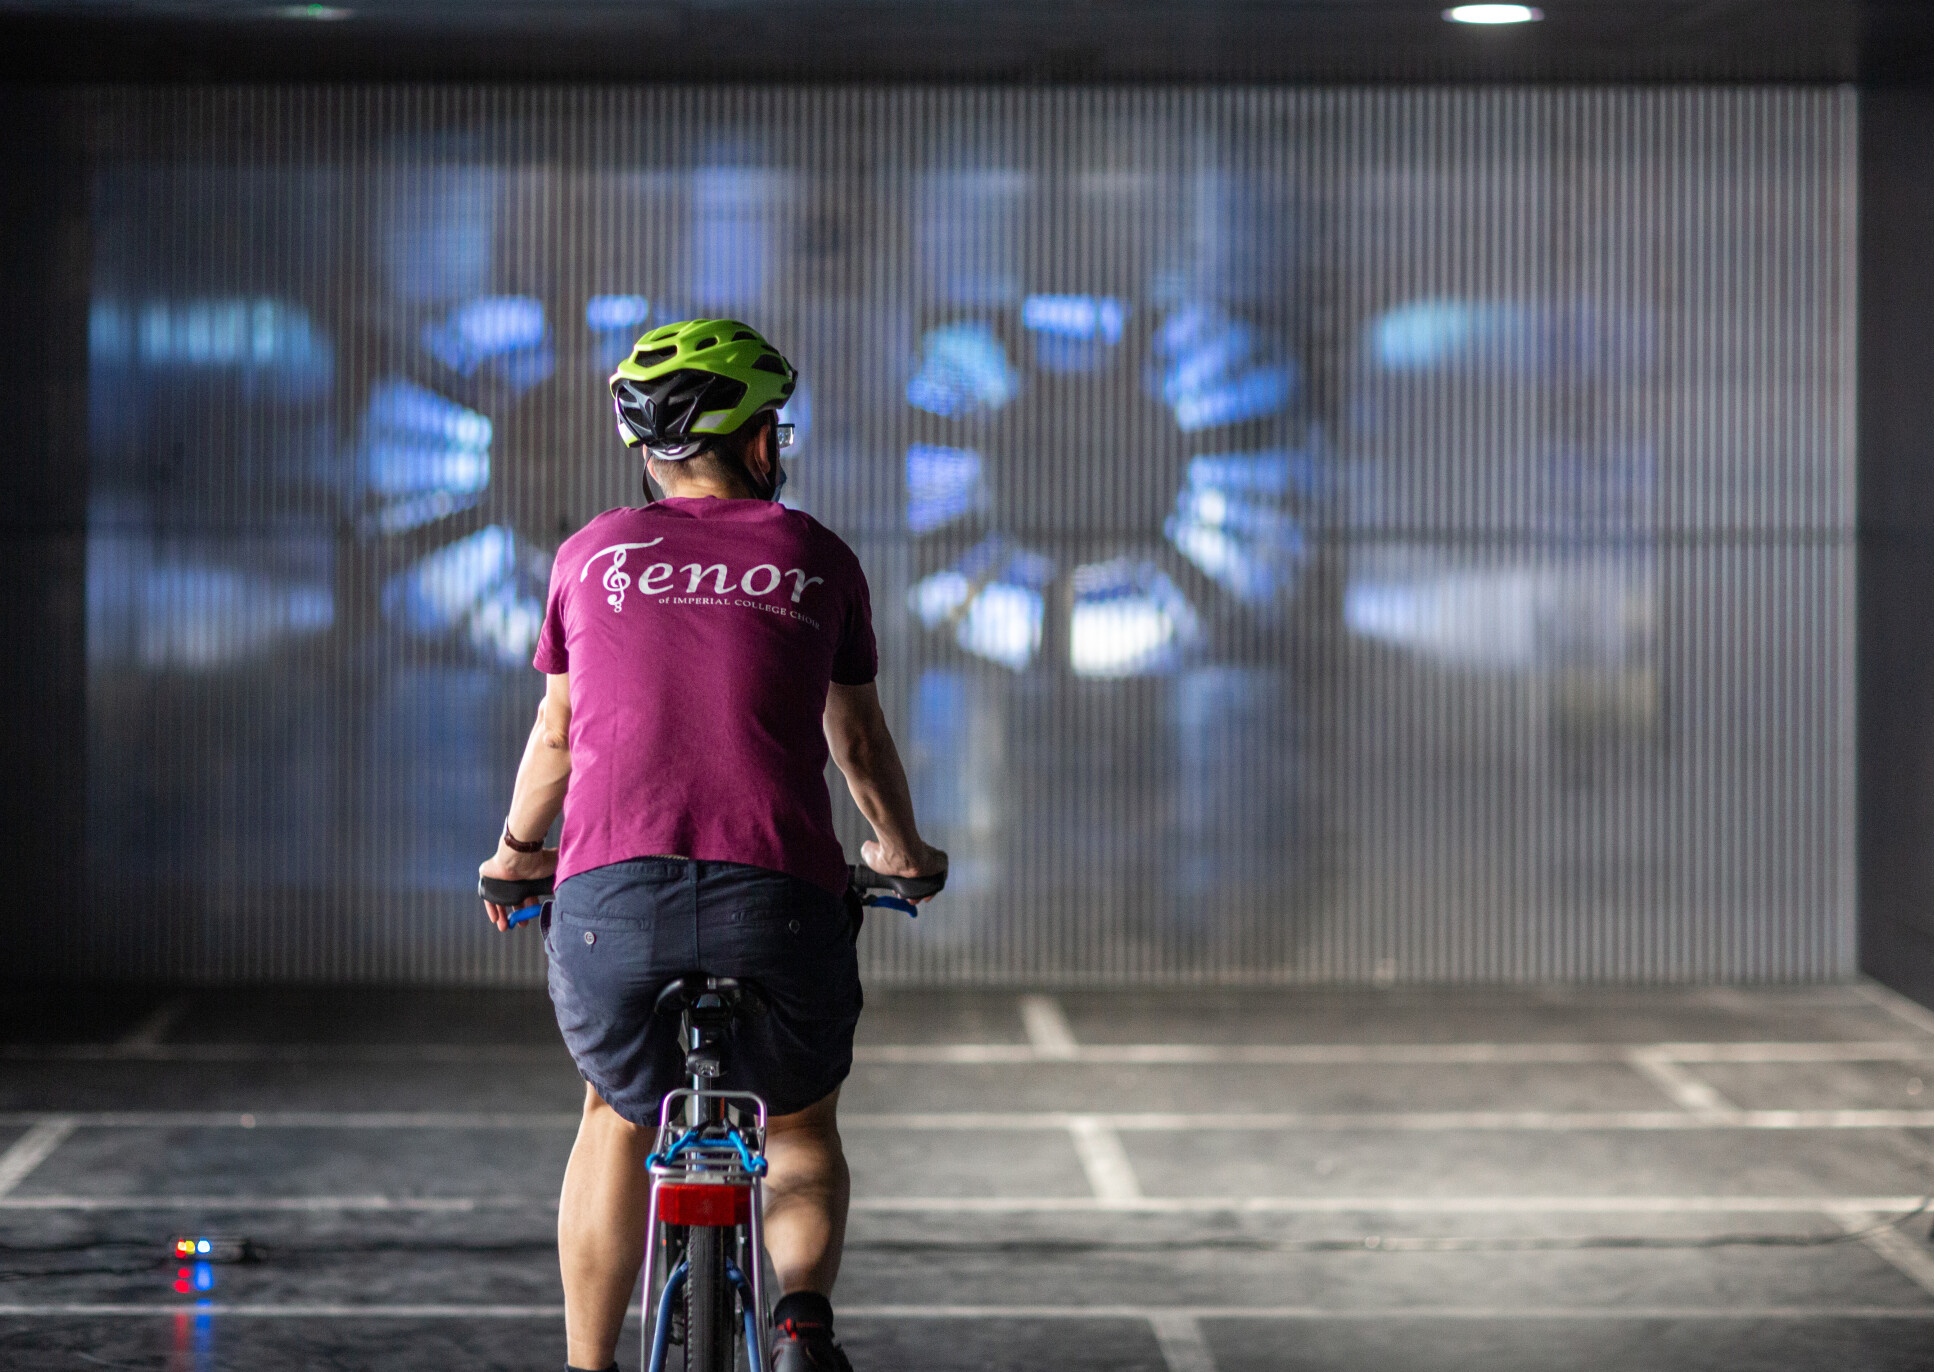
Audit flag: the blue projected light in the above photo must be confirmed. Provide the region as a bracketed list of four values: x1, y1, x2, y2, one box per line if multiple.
[1149, 304, 1297, 432]
[907, 323, 1020, 418]
[587, 295, 652, 371]
[421, 296, 554, 392]
[357, 380, 492, 535]
[906, 444, 987, 534]
[1343, 567, 1541, 670]
[1165, 450, 1315, 605]
[1023, 294, 1127, 343]
[585, 295, 651, 332]
[88, 530, 335, 673]
[1366, 297, 1655, 377]
[1023, 295, 1127, 373]
[910, 536, 1055, 672]
[1069, 558, 1203, 678]
[89, 297, 333, 399]
[1371, 298, 1492, 370]
[382, 525, 546, 668]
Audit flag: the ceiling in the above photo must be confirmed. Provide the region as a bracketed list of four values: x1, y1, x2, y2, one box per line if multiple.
[0, 0, 1930, 83]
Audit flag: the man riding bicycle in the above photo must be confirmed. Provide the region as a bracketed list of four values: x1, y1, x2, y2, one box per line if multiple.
[478, 319, 946, 1372]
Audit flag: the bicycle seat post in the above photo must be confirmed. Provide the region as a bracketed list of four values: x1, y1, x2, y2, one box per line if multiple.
[682, 991, 734, 1126]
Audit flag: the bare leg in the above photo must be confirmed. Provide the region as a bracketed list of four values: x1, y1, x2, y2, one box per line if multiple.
[559, 1083, 653, 1369]
[761, 1088, 850, 1295]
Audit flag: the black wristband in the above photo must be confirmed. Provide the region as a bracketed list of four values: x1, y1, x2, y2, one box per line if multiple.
[502, 824, 544, 854]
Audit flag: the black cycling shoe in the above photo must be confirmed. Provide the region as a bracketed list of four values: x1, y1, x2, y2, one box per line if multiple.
[770, 1317, 854, 1372]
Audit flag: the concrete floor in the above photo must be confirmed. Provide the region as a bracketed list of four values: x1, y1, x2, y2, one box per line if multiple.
[3, 982, 1934, 1370]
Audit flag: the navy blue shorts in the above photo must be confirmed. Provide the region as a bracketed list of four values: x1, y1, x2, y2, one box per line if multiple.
[545, 857, 861, 1126]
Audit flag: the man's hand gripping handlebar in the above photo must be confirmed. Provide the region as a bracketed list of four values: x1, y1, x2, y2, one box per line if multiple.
[478, 873, 554, 930]
[848, 862, 946, 917]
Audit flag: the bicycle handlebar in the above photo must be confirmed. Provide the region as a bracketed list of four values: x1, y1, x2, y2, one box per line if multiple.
[478, 873, 554, 927]
[849, 864, 947, 900]
[479, 864, 946, 931]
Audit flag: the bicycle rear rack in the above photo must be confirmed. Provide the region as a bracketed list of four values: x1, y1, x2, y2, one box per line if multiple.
[642, 1088, 771, 1372]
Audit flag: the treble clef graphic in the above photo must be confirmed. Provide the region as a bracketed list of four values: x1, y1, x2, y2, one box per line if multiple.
[580, 539, 664, 614]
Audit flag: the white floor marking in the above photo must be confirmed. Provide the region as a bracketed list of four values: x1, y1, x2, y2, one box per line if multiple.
[6, 1192, 1924, 1216]
[2, 1042, 573, 1064]
[1066, 1115, 1144, 1202]
[1018, 995, 1079, 1059]
[1624, 1050, 1741, 1118]
[842, 1108, 1934, 1132]
[9, 1107, 1934, 1132]
[0, 1194, 493, 1211]
[1853, 981, 1934, 1037]
[0, 1118, 76, 1198]
[1148, 1312, 1219, 1372]
[2, 1302, 1931, 1322]
[0, 1111, 582, 1130]
[7, 1039, 1934, 1066]
[1829, 1208, 1934, 1299]
[846, 1194, 1934, 1215]
[117, 995, 193, 1049]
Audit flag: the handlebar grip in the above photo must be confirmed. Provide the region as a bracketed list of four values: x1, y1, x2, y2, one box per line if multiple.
[849, 864, 947, 900]
[479, 874, 555, 906]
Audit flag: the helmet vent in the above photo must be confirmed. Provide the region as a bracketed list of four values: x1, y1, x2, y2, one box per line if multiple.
[732, 330, 758, 342]
[752, 353, 790, 375]
[634, 346, 676, 368]
[696, 336, 718, 350]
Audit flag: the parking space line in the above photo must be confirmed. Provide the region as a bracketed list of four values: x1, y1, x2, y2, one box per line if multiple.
[0, 1194, 501, 1211]
[1, 1302, 1930, 1321]
[9, 1107, 1934, 1132]
[0, 1111, 582, 1129]
[1067, 1116, 1144, 1202]
[1623, 1049, 1741, 1118]
[1147, 1312, 1219, 1372]
[843, 1109, 1934, 1132]
[844, 1303, 1934, 1320]
[1018, 995, 1080, 1059]
[1827, 1209, 1934, 1298]
[845, 1194, 1934, 1215]
[0, 1117, 76, 1198]
[117, 995, 193, 1049]
[6, 1039, 1934, 1065]
[5, 1192, 1923, 1215]
[1854, 981, 1934, 1038]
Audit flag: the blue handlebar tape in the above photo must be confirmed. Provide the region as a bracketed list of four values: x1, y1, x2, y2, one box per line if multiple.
[506, 901, 546, 928]
[865, 894, 919, 917]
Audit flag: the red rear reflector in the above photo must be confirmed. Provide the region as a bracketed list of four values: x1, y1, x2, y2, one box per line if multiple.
[656, 1182, 752, 1227]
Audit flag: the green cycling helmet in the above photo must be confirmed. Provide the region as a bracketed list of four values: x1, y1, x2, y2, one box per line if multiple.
[608, 318, 797, 458]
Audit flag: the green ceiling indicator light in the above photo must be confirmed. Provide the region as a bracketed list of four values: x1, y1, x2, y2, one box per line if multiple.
[1444, 4, 1543, 22]
[268, 4, 353, 17]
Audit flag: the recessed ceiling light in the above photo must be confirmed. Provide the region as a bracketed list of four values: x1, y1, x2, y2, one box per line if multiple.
[265, 4, 353, 18]
[1444, 4, 1543, 22]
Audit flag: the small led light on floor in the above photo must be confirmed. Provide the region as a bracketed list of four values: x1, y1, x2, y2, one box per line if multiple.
[170, 1235, 255, 1264]
[1444, 4, 1543, 22]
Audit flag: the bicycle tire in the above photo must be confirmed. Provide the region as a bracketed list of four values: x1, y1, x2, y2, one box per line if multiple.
[682, 1225, 736, 1372]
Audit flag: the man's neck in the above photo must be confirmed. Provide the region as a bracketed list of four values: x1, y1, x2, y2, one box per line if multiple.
[660, 478, 757, 501]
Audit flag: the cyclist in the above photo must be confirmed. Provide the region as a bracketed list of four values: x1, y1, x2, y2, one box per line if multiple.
[478, 319, 946, 1372]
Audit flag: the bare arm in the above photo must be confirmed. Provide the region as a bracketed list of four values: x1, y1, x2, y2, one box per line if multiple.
[823, 680, 946, 886]
[479, 672, 573, 930]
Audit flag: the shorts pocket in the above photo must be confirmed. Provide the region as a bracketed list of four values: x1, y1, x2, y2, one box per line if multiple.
[556, 858, 688, 930]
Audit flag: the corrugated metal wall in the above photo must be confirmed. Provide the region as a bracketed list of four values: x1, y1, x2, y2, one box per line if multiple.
[76, 87, 1856, 984]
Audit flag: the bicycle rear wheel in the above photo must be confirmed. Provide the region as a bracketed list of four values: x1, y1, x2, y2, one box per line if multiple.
[682, 1225, 736, 1372]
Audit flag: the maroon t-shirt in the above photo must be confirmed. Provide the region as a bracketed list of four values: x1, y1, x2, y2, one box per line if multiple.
[533, 497, 877, 895]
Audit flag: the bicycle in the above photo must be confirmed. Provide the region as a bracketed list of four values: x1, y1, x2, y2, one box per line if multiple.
[480, 861, 945, 1372]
